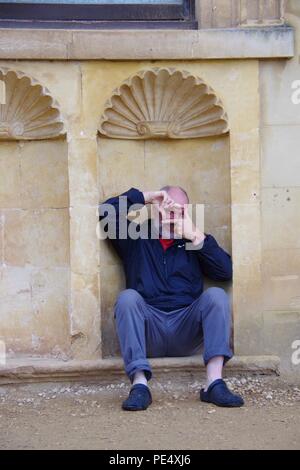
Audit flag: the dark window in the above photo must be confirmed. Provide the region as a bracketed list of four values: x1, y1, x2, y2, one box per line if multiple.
[0, 0, 197, 29]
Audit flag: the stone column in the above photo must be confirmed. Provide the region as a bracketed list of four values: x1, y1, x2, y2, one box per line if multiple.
[67, 131, 101, 360]
[229, 60, 263, 355]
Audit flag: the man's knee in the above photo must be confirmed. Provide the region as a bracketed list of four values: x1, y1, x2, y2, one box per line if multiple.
[202, 287, 229, 308]
[114, 289, 144, 318]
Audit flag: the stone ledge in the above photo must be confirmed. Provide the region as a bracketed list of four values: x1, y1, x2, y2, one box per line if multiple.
[0, 26, 294, 60]
[0, 355, 280, 385]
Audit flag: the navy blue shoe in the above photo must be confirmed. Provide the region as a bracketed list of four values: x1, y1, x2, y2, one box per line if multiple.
[200, 379, 244, 408]
[122, 384, 152, 411]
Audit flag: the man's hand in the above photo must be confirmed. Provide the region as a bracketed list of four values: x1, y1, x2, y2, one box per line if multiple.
[143, 190, 174, 207]
[162, 204, 206, 245]
[143, 191, 174, 221]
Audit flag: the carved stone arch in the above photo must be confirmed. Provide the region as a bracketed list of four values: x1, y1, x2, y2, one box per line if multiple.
[98, 67, 229, 140]
[0, 67, 65, 141]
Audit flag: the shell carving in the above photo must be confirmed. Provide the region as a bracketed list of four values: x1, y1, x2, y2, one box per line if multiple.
[98, 68, 229, 140]
[0, 68, 65, 141]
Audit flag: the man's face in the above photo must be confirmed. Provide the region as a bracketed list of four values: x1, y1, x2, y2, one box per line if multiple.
[153, 188, 188, 239]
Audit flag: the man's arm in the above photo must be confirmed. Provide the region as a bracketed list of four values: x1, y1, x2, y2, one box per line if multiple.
[99, 187, 145, 260]
[188, 223, 232, 282]
[163, 205, 232, 281]
[193, 234, 233, 282]
[99, 188, 171, 260]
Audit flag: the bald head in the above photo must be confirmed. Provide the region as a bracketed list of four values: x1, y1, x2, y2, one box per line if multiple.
[160, 185, 189, 206]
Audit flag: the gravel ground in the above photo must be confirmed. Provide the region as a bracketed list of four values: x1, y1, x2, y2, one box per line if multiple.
[0, 375, 299, 450]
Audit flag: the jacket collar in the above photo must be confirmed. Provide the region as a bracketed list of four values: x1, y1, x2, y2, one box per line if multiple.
[145, 219, 188, 246]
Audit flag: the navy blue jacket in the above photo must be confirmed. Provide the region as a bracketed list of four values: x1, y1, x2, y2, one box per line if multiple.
[100, 188, 232, 311]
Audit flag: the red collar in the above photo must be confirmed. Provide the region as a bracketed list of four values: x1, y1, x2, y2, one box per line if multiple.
[159, 238, 175, 251]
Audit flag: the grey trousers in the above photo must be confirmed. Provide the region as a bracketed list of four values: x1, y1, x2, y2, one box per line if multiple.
[114, 287, 233, 383]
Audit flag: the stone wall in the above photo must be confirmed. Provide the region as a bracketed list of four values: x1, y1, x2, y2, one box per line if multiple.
[0, 139, 70, 357]
[196, 0, 284, 28]
[258, 0, 300, 375]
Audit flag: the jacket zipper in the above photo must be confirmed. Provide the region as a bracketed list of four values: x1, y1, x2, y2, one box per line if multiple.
[158, 239, 180, 279]
[163, 254, 167, 278]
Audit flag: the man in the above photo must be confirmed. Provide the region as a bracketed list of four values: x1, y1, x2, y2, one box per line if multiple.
[99, 186, 244, 411]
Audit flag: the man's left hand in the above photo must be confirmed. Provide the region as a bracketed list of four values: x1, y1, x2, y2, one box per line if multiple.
[162, 204, 206, 246]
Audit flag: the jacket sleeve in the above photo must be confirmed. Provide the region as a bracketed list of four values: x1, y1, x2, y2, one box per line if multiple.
[194, 234, 233, 281]
[98, 187, 145, 260]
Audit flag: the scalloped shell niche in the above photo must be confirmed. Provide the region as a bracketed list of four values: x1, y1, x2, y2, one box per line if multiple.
[0, 68, 65, 141]
[98, 68, 229, 140]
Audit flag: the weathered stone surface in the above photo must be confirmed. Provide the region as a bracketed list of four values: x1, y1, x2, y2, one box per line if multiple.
[0, 355, 280, 385]
[231, 203, 261, 280]
[204, 204, 232, 253]
[20, 140, 69, 209]
[0, 140, 69, 209]
[0, 27, 293, 60]
[4, 208, 70, 267]
[99, 238, 122, 268]
[0, 29, 71, 59]
[0, 142, 20, 208]
[255, 3, 300, 380]
[262, 187, 300, 251]
[196, 0, 284, 28]
[260, 60, 300, 126]
[0, 266, 70, 355]
[262, 248, 300, 311]
[144, 136, 230, 206]
[261, 125, 300, 187]
[69, 206, 99, 276]
[229, 129, 260, 204]
[67, 138, 98, 207]
[69, 272, 101, 360]
[0, 210, 3, 265]
[262, 310, 300, 375]
[75, 28, 294, 60]
[97, 137, 145, 201]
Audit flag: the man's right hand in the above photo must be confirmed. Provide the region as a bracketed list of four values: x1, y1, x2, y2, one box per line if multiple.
[143, 190, 174, 208]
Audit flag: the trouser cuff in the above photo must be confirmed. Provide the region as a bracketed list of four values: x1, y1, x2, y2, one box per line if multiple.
[203, 350, 233, 367]
[125, 359, 152, 383]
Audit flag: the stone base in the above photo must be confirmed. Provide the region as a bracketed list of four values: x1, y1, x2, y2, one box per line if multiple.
[0, 355, 280, 385]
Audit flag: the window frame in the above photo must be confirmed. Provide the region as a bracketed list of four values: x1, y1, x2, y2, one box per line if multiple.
[0, 0, 197, 29]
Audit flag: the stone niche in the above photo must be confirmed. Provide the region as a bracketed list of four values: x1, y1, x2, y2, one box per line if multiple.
[98, 68, 232, 357]
[0, 68, 71, 358]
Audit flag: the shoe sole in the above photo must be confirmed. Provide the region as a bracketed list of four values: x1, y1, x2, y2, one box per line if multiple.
[200, 397, 244, 407]
[122, 405, 149, 411]
[122, 399, 152, 411]
[122, 403, 152, 411]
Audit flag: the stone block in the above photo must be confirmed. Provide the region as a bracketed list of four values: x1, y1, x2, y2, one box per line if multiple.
[0, 142, 21, 208]
[261, 125, 300, 187]
[4, 208, 70, 267]
[20, 140, 69, 209]
[262, 187, 300, 251]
